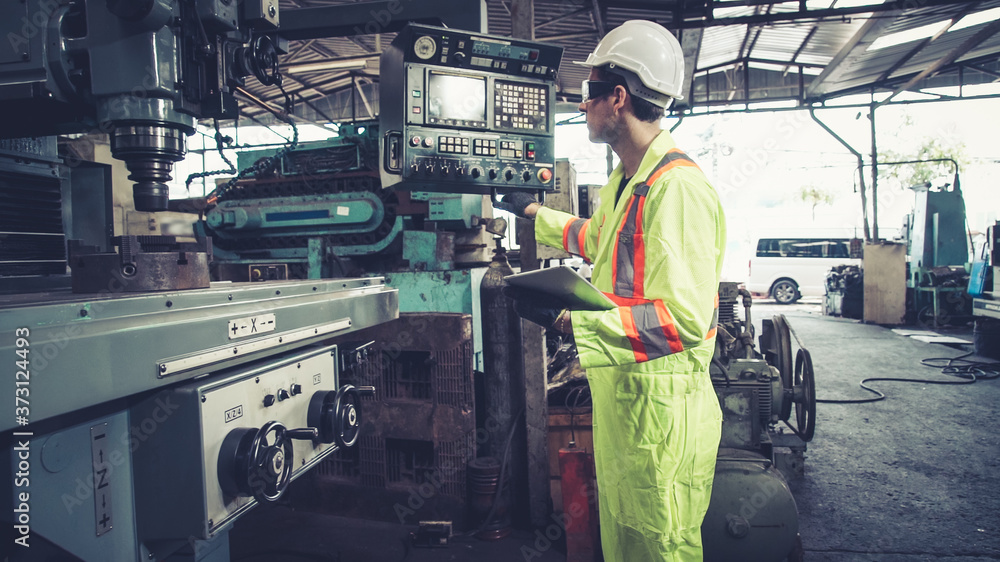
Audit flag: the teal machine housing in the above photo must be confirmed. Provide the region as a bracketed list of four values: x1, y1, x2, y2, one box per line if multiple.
[0, 2, 407, 561]
[0, 4, 563, 559]
[903, 182, 972, 324]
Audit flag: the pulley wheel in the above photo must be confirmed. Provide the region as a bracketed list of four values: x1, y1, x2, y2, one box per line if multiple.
[793, 348, 816, 442]
[773, 315, 794, 420]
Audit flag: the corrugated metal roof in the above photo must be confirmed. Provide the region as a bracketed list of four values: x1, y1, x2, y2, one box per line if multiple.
[236, 0, 1000, 122]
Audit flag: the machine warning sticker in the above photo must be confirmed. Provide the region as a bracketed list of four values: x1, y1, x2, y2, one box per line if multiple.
[313, 374, 322, 385]
[225, 405, 243, 423]
[228, 313, 276, 340]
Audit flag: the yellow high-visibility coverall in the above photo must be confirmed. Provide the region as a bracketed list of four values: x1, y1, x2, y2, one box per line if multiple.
[535, 130, 725, 561]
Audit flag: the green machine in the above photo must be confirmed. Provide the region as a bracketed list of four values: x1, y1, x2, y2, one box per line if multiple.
[903, 180, 972, 325]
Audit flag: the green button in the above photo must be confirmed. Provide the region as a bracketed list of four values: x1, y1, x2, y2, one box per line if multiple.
[412, 90, 422, 98]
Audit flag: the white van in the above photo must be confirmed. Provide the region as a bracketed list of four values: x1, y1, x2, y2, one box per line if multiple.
[746, 235, 861, 304]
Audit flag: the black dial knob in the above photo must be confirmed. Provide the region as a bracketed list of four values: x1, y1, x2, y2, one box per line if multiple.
[263, 394, 276, 407]
[290, 384, 302, 396]
[471, 167, 482, 179]
[453, 51, 467, 64]
[522, 170, 532, 182]
[489, 169, 498, 180]
[277, 388, 290, 401]
[504, 169, 514, 181]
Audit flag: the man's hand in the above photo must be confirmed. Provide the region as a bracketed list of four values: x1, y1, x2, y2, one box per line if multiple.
[494, 192, 539, 219]
[502, 286, 568, 330]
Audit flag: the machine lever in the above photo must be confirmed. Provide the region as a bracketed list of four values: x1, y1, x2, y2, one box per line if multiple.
[357, 386, 376, 397]
[286, 428, 320, 441]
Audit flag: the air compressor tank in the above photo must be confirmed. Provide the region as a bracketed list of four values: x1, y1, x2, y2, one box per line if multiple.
[702, 448, 801, 561]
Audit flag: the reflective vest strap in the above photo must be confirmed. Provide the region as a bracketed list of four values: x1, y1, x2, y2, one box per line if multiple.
[611, 152, 699, 300]
[562, 217, 591, 260]
[646, 149, 700, 185]
[613, 185, 648, 298]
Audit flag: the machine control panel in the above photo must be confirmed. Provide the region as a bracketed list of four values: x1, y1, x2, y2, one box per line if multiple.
[132, 344, 373, 543]
[380, 23, 563, 195]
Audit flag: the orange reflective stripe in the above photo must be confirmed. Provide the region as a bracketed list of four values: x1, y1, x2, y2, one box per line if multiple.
[619, 305, 648, 363]
[633, 194, 647, 298]
[613, 183, 648, 298]
[562, 217, 591, 260]
[652, 300, 684, 354]
[578, 220, 590, 261]
[646, 149, 700, 185]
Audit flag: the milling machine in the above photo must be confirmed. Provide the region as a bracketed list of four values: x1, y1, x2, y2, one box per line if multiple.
[0, 2, 564, 560]
[0, 2, 403, 561]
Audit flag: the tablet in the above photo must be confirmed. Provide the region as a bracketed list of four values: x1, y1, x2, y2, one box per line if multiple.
[505, 265, 616, 311]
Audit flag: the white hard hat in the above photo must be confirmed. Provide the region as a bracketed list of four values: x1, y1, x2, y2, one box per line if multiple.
[575, 20, 685, 106]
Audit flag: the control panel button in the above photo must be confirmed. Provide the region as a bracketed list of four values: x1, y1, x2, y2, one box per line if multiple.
[277, 389, 290, 402]
[263, 394, 276, 407]
[290, 384, 302, 396]
[422, 137, 434, 148]
[538, 168, 553, 183]
[409, 136, 421, 147]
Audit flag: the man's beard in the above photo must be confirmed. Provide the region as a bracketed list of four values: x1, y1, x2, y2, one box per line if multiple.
[590, 109, 624, 145]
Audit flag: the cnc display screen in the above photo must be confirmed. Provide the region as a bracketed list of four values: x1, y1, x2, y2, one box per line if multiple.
[426, 72, 487, 128]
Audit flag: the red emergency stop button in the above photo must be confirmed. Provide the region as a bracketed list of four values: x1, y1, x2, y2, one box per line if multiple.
[537, 168, 553, 183]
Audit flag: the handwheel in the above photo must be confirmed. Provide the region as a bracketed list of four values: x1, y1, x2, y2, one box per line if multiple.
[307, 385, 365, 448]
[793, 348, 816, 442]
[333, 386, 362, 449]
[218, 421, 294, 503]
[773, 315, 794, 420]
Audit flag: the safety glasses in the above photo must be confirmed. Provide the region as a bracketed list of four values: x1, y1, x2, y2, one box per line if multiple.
[581, 80, 616, 103]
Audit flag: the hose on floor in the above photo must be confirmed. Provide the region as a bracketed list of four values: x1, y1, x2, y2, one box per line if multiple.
[817, 352, 1000, 404]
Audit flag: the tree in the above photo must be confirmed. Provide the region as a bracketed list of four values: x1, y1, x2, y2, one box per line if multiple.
[878, 119, 969, 190]
[797, 185, 834, 220]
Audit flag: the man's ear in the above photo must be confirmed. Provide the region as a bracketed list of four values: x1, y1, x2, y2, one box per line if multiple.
[611, 85, 628, 112]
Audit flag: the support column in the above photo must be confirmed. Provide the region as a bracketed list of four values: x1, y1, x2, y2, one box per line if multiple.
[510, 0, 550, 529]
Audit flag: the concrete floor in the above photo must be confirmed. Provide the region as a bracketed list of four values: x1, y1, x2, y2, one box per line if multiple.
[230, 300, 1000, 562]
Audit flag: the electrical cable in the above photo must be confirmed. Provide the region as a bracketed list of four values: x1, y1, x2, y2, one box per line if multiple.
[207, 82, 299, 205]
[817, 351, 1000, 404]
[185, 119, 238, 194]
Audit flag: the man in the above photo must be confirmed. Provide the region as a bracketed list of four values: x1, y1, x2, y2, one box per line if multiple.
[497, 20, 726, 562]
